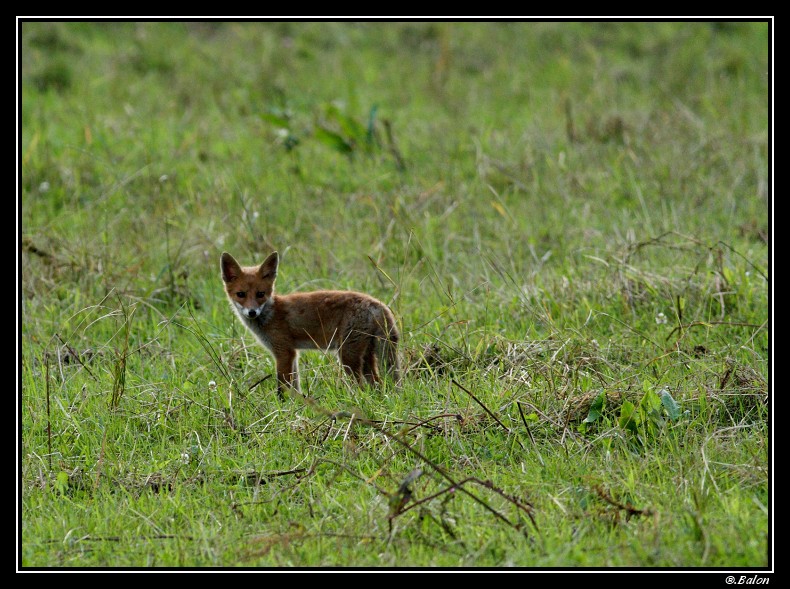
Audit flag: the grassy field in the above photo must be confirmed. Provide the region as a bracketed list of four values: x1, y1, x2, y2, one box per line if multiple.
[19, 20, 771, 570]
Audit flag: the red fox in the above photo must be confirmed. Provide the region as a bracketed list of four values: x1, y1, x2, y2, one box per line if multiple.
[220, 251, 400, 398]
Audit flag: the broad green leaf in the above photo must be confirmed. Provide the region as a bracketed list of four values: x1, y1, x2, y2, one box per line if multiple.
[325, 104, 367, 141]
[314, 126, 354, 154]
[55, 471, 69, 494]
[639, 390, 662, 413]
[583, 391, 606, 423]
[659, 388, 682, 421]
[619, 400, 637, 433]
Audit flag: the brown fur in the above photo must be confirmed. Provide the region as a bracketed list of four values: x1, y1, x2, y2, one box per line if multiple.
[221, 251, 400, 397]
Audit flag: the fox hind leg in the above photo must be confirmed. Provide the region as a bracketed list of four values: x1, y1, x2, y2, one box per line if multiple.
[362, 338, 381, 385]
[339, 344, 365, 384]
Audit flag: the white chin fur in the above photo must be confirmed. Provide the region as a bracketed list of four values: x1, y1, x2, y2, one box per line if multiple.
[234, 301, 262, 319]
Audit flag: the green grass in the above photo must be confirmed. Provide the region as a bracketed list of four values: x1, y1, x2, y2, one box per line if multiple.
[19, 20, 770, 569]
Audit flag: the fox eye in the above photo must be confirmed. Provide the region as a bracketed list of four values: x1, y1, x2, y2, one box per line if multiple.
[256, 291, 266, 299]
[235, 291, 246, 298]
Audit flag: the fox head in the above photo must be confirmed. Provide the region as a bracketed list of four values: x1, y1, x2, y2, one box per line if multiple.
[220, 251, 279, 319]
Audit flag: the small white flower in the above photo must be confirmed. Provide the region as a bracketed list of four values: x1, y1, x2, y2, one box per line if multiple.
[39, 181, 50, 192]
[181, 452, 191, 464]
[159, 174, 169, 183]
[208, 380, 217, 390]
[655, 312, 667, 324]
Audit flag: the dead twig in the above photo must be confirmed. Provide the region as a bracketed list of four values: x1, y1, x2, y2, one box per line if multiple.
[56, 333, 99, 381]
[452, 379, 524, 450]
[594, 485, 654, 520]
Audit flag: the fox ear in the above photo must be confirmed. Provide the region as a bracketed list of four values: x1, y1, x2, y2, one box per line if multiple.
[220, 252, 242, 283]
[260, 251, 279, 279]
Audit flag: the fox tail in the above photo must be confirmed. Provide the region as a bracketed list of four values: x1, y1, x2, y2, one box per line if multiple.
[377, 310, 401, 384]
[380, 331, 401, 383]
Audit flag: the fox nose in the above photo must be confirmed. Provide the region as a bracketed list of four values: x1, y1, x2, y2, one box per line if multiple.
[246, 309, 259, 318]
